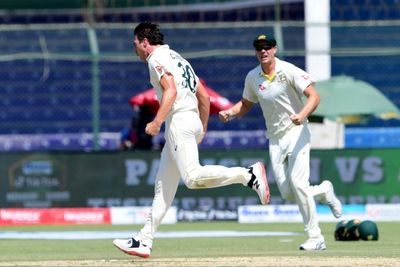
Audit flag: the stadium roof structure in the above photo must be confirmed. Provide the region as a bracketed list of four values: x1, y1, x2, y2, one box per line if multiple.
[312, 75, 400, 124]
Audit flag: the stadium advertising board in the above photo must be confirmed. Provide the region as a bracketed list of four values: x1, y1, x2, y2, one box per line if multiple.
[0, 206, 177, 225]
[0, 207, 110, 225]
[238, 204, 400, 223]
[0, 149, 399, 214]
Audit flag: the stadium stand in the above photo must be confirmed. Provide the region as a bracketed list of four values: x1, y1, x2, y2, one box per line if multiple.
[0, 0, 400, 150]
[330, 0, 400, 20]
[0, 22, 305, 135]
[0, 0, 304, 24]
[330, 5, 400, 128]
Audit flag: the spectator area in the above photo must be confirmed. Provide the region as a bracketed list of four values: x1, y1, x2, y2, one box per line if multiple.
[0, 0, 400, 150]
[0, 24, 305, 134]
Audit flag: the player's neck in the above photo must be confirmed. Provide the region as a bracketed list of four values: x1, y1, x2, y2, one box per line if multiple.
[260, 60, 275, 77]
[146, 44, 162, 61]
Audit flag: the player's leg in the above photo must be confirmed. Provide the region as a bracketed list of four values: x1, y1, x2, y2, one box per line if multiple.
[268, 138, 295, 202]
[310, 181, 343, 218]
[169, 111, 269, 204]
[113, 143, 180, 257]
[286, 125, 325, 250]
[136, 143, 180, 244]
[170, 112, 249, 187]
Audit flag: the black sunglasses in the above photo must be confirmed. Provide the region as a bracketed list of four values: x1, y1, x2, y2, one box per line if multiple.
[255, 45, 273, 51]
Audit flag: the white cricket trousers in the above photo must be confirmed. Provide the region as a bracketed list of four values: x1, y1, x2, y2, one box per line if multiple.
[269, 124, 326, 240]
[136, 111, 251, 247]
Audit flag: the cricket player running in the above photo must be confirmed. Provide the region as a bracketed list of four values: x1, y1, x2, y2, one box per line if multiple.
[219, 34, 342, 251]
[113, 22, 270, 258]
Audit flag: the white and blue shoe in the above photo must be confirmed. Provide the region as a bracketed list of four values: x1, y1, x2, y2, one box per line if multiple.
[113, 238, 151, 258]
[321, 180, 343, 218]
[299, 237, 326, 251]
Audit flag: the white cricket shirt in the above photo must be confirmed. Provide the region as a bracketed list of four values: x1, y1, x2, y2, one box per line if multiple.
[147, 45, 199, 118]
[243, 57, 315, 138]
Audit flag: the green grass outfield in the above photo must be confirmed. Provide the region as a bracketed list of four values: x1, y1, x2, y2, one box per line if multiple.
[0, 222, 399, 266]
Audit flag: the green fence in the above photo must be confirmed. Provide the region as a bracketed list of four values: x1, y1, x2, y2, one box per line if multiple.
[1, 149, 399, 209]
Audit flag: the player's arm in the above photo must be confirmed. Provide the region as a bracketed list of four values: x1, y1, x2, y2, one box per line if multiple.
[145, 73, 177, 136]
[219, 98, 253, 123]
[195, 81, 210, 134]
[290, 84, 320, 125]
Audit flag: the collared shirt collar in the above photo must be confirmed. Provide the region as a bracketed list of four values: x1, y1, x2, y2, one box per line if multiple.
[146, 44, 169, 61]
[259, 57, 281, 82]
[258, 57, 281, 82]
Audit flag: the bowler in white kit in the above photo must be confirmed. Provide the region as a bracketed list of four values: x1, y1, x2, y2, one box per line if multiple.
[113, 22, 270, 258]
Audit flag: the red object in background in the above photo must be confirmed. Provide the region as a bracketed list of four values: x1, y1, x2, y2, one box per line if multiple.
[0, 208, 111, 225]
[129, 79, 233, 115]
[129, 88, 160, 113]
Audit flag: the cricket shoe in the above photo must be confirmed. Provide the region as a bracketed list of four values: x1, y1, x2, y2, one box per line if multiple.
[113, 238, 151, 258]
[321, 180, 342, 218]
[247, 162, 270, 205]
[299, 237, 326, 251]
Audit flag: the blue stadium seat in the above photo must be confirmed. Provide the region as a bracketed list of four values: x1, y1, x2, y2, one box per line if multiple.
[346, 127, 400, 148]
[1, 4, 399, 150]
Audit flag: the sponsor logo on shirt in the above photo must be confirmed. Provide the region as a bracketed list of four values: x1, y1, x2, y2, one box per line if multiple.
[155, 65, 163, 74]
[278, 73, 287, 82]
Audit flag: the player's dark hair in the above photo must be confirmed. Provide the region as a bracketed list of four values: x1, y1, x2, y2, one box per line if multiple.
[134, 22, 164, 45]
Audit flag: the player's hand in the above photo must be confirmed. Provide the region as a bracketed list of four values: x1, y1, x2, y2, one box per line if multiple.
[145, 120, 161, 136]
[290, 113, 305, 125]
[219, 110, 232, 123]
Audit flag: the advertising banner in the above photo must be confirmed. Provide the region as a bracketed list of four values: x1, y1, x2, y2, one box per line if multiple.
[0, 208, 110, 225]
[110, 206, 177, 225]
[0, 149, 399, 211]
[238, 204, 400, 223]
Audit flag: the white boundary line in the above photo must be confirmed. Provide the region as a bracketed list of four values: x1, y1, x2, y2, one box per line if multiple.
[0, 230, 300, 240]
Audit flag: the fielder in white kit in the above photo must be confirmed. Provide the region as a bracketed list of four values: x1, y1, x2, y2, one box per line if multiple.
[219, 34, 343, 251]
[113, 22, 270, 258]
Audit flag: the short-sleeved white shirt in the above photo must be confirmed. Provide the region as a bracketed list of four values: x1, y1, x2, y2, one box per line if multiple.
[147, 45, 199, 118]
[243, 57, 315, 138]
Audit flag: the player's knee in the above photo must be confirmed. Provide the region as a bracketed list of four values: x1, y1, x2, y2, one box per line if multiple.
[291, 182, 307, 195]
[183, 177, 206, 189]
[183, 170, 206, 189]
[184, 179, 198, 189]
[182, 165, 204, 189]
[289, 182, 311, 201]
[281, 192, 295, 201]
[279, 186, 295, 201]
[182, 171, 198, 189]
